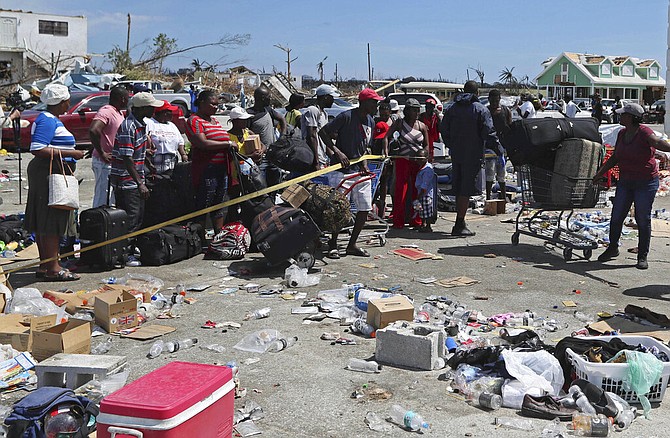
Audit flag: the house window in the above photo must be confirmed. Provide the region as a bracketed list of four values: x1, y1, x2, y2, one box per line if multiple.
[650, 66, 658, 78]
[601, 64, 611, 75]
[0, 61, 11, 80]
[38, 20, 68, 36]
[622, 65, 633, 77]
[625, 89, 638, 100]
[560, 62, 568, 82]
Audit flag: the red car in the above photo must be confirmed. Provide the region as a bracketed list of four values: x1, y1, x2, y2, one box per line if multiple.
[2, 91, 186, 151]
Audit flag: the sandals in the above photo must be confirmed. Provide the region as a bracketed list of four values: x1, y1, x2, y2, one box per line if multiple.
[345, 247, 370, 257]
[43, 269, 80, 282]
[327, 248, 340, 259]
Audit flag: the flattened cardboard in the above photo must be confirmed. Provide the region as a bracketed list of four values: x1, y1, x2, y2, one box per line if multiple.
[0, 244, 39, 266]
[95, 291, 138, 334]
[31, 319, 91, 362]
[281, 184, 310, 208]
[120, 325, 176, 340]
[437, 276, 480, 288]
[242, 134, 262, 156]
[367, 295, 414, 329]
[0, 314, 57, 352]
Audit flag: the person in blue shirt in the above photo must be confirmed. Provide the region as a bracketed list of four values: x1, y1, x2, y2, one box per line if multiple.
[414, 148, 436, 232]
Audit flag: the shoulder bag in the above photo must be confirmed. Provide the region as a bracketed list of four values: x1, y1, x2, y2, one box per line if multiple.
[47, 148, 79, 210]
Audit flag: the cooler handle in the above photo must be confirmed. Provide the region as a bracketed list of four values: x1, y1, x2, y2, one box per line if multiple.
[109, 426, 144, 438]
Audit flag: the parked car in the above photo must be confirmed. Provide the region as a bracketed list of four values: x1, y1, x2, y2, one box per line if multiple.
[2, 91, 186, 151]
[646, 99, 665, 124]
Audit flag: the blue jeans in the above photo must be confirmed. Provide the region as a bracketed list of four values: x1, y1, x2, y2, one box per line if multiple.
[609, 177, 659, 256]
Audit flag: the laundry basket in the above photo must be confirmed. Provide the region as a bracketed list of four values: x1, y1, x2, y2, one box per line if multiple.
[566, 335, 670, 404]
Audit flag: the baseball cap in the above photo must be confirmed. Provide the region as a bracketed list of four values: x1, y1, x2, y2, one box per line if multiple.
[425, 97, 437, 105]
[374, 121, 389, 140]
[615, 102, 645, 117]
[315, 84, 341, 97]
[40, 84, 70, 105]
[130, 92, 163, 108]
[389, 99, 400, 112]
[229, 106, 253, 120]
[156, 100, 177, 112]
[406, 98, 421, 109]
[358, 88, 383, 102]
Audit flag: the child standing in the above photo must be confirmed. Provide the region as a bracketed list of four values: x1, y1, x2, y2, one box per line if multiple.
[414, 149, 436, 232]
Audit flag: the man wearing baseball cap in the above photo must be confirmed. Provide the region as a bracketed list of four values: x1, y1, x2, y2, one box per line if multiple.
[302, 84, 340, 170]
[110, 92, 162, 265]
[319, 88, 383, 258]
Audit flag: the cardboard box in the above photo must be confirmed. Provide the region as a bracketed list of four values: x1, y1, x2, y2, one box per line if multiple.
[281, 184, 310, 208]
[242, 134, 262, 156]
[483, 199, 506, 215]
[366, 295, 415, 329]
[43, 290, 106, 314]
[0, 314, 57, 352]
[31, 319, 91, 361]
[95, 291, 138, 333]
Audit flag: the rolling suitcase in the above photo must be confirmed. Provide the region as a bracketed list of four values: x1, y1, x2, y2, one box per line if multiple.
[251, 206, 320, 267]
[551, 138, 603, 208]
[142, 172, 177, 227]
[171, 161, 197, 219]
[79, 206, 130, 269]
[136, 223, 203, 266]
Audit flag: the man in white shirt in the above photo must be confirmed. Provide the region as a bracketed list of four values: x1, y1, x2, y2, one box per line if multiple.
[302, 84, 339, 170]
[565, 95, 580, 118]
[518, 94, 536, 119]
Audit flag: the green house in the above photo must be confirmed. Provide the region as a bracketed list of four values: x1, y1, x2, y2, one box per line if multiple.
[535, 52, 665, 104]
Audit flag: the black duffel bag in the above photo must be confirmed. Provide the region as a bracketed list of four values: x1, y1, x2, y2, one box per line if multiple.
[137, 222, 203, 265]
[266, 130, 315, 173]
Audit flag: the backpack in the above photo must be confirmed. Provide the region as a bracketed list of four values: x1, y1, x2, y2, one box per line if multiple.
[6, 387, 98, 438]
[208, 222, 251, 260]
[300, 182, 351, 232]
[266, 129, 315, 173]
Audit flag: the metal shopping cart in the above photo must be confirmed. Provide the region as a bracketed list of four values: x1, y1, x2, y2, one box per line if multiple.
[312, 159, 390, 247]
[511, 164, 603, 261]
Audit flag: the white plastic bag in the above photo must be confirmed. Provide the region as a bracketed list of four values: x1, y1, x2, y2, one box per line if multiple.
[7, 288, 61, 317]
[234, 329, 282, 353]
[284, 265, 320, 288]
[502, 350, 564, 398]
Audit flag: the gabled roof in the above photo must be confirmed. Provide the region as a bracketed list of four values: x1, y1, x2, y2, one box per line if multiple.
[536, 51, 665, 86]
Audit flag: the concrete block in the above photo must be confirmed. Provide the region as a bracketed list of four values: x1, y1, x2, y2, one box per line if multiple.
[36, 353, 127, 389]
[374, 321, 446, 371]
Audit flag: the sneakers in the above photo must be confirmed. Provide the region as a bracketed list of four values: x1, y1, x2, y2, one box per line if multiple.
[451, 221, 475, 236]
[597, 246, 619, 262]
[125, 255, 142, 267]
[636, 255, 648, 270]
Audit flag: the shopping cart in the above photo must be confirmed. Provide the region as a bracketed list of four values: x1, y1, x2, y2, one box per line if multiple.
[511, 164, 602, 261]
[312, 159, 390, 247]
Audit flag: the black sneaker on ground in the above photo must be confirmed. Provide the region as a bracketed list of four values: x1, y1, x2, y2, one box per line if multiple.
[597, 246, 619, 262]
[451, 223, 476, 236]
[636, 255, 648, 270]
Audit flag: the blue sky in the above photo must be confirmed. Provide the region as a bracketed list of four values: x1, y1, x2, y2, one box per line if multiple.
[4, 0, 669, 83]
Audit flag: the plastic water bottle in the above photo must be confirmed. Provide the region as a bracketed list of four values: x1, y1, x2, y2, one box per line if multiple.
[354, 289, 392, 311]
[570, 413, 611, 437]
[568, 386, 597, 415]
[244, 307, 271, 320]
[0, 250, 16, 258]
[388, 405, 429, 431]
[267, 336, 298, 352]
[151, 293, 169, 309]
[467, 390, 502, 410]
[494, 417, 534, 431]
[91, 337, 113, 355]
[351, 318, 375, 337]
[342, 283, 364, 296]
[165, 338, 198, 353]
[347, 358, 381, 373]
[147, 340, 165, 359]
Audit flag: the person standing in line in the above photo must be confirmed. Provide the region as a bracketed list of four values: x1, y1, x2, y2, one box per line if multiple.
[564, 95, 580, 118]
[592, 103, 670, 269]
[302, 84, 338, 170]
[24, 84, 85, 281]
[89, 86, 128, 207]
[485, 89, 511, 201]
[248, 85, 286, 188]
[419, 97, 440, 161]
[284, 93, 305, 130]
[384, 98, 429, 229]
[319, 88, 383, 258]
[592, 94, 604, 125]
[110, 92, 162, 266]
[440, 81, 502, 236]
[144, 100, 188, 174]
[612, 96, 622, 124]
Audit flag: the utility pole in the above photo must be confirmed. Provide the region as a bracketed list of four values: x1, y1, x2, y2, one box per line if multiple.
[367, 43, 372, 81]
[274, 44, 297, 83]
[126, 13, 131, 55]
[334, 63, 338, 85]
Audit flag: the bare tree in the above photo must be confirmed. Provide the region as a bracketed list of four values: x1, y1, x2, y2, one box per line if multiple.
[133, 34, 250, 69]
[468, 65, 485, 87]
[316, 56, 328, 82]
[499, 67, 517, 92]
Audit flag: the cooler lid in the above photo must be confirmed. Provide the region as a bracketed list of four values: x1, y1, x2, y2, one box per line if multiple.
[100, 361, 232, 420]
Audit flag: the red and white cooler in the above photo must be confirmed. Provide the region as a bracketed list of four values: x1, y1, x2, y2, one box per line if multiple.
[97, 361, 234, 438]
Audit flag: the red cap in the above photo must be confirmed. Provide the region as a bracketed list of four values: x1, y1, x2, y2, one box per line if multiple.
[425, 98, 437, 105]
[373, 121, 389, 139]
[156, 100, 177, 112]
[358, 88, 383, 102]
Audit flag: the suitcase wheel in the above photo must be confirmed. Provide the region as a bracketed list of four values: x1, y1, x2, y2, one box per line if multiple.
[294, 251, 315, 270]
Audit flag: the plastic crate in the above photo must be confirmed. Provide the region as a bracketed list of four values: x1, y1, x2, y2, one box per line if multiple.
[566, 335, 670, 404]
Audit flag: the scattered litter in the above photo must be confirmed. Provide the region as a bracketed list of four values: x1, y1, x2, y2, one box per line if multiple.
[371, 274, 388, 281]
[392, 248, 433, 261]
[415, 277, 437, 284]
[437, 276, 480, 288]
[200, 344, 226, 353]
[562, 300, 577, 308]
[241, 358, 261, 365]
[320, 332, 340, 340]
[365, 412, 393, 432]
[243, 283, 261, 293]
[284, 264, 321, 288]
[234, 420, 262, 437]
[291, 307, 318, 314]
[334, 338, 357, 345]
[484, 253, 497, 258]
[187, 284, 211, 292]
[474, 296, 489, 301]
[218, 288, 237, 295]
[358, 263, 377, 269]
[400, 244, 419, 248]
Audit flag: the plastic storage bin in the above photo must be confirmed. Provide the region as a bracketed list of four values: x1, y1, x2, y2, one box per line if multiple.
[566, 335, 670, 403]
[97, 361, 234, 437]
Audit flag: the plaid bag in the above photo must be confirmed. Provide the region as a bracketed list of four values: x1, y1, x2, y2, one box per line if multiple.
[300, 182, 351, 232]
[208, 222, 251, 260]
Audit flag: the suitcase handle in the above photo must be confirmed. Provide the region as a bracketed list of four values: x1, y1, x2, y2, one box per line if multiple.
[109, 426, 144, 438]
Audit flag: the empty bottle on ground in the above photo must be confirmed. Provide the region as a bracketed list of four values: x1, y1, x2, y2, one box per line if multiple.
[388, 405, 429, 431]
[347, 358, 381, 373]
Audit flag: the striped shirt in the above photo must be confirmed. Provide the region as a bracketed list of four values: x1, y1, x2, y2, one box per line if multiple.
[30, 112, 76, 151]
[111, 113, 148, 190]
[187, 115, 230, 165]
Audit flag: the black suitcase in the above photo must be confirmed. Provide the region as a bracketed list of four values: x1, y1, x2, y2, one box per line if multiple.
[171, 162, 197, 219]
[142, 173, 177, 227]
[251, 206, 320, 266]
[505, 118, 563, 167]
[234, 156, 274, 229]
[79, 206, 130, 269]
[136, 222, 203, 266]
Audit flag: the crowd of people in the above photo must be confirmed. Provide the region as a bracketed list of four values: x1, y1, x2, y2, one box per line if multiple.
[20, 78, 670, 281]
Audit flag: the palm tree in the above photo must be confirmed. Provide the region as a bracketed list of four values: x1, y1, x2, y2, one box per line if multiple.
[499, 67, 517, 92]
[191, 58, 203, 72]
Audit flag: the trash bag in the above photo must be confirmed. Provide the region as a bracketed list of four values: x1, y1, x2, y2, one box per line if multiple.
[233, 329, 282, 353]
[284, 264, 321, 288]
[610, 350, 664, 418]
[502, 350, 564, 396]
[7, 288, 61, 317]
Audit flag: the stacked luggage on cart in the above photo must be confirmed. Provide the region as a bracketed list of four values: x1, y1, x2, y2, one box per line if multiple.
[503, 117, 605, 261]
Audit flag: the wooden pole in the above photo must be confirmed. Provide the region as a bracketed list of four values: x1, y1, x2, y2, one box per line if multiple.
[126, 14, 131, 55]
[367, 43, 371, 81]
